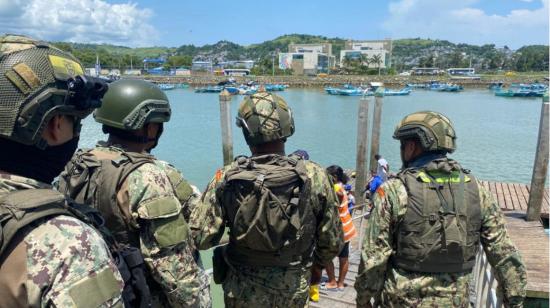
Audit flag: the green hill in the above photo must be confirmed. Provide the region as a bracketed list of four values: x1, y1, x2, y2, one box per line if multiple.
[51, 35, 548, 72]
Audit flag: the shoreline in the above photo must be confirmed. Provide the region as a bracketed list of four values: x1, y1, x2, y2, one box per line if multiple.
[128, 74, 549, 89]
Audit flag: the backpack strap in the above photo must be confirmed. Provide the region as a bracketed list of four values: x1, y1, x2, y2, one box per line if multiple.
[0, 189, 73, 257]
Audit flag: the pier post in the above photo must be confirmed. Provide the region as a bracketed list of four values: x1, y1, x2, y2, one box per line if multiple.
[369, 88, 384, 172]
[219, 89, 234, 166]
[527, 91, 549, 221]
[355, 96, 370, 252]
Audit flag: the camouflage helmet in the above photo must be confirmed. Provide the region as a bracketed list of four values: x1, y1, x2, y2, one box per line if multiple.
[94, 79, 171, 130]
[393, 111, 457, 153]
[236, 92, 294, 146]
[0, 34, 107, 148]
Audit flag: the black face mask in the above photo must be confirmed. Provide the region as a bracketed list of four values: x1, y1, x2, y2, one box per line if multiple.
[0, 137, 79, 184]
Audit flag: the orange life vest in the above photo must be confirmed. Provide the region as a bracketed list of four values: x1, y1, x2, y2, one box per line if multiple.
[334, 183, 357, 242]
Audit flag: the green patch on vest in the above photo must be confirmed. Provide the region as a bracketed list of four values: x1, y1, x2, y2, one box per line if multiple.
[417, 170, 471, 183]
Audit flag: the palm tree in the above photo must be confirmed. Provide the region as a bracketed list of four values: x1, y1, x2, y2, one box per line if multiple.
[371, 54, 383, 76]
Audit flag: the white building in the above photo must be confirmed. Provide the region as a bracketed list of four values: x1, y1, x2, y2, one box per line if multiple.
[279, 43, 334, 75]
[279, 52, 332, 75]
[339, 39, 392, 68]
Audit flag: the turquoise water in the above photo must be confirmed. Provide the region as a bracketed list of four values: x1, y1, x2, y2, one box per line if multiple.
[81, 88, 542, 189]
[78, 87, 542, 307]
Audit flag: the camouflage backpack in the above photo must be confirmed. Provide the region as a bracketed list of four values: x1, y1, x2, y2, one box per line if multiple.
[0, 188, 152, 308]
[218, 154, 317, 267]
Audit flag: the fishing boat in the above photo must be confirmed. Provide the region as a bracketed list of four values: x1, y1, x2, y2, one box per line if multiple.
[406, 83, 429, 89]
[223, 86, 240, 95]
[325, 84, 369, 96]
[431, 83, 463, 92]
[488, 82, 504, 90]
[158, 84, 175, 91]
[265, 84, 287, 91]
[238, 85, 257, 95]
[384, 87, 412, 96]
[194, 85, 224, 93]
[495, 83, 547, 97]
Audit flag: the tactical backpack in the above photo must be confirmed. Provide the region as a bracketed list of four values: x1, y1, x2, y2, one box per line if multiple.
[218, 154, 317, 267]
[58, 148, 153, 246]
[0, 188, 152, 308]
[392, 158, 482, 273]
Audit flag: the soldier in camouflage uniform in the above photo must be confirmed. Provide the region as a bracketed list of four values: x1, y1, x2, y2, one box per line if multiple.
[0, 34, 124, 307]
[191, 92, 344, 307]
[354, 111, 527, 307]
[57, 79, 211, 307]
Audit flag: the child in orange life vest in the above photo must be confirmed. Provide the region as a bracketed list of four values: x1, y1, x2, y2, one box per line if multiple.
[323, 165, 357, 290]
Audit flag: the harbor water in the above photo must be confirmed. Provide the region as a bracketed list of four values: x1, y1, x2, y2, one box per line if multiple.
[81, 87, 541, 187]
[78, 87, 542, 307]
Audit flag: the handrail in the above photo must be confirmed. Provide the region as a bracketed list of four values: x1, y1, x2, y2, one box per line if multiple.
[472, 246, 503, 307]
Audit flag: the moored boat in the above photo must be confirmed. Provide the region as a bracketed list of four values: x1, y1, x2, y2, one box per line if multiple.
[158, 84, 175, 91]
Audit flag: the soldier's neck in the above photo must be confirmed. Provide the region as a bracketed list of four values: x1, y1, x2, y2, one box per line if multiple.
[250, 141, 286, 156]
[106, 136, 148, 154]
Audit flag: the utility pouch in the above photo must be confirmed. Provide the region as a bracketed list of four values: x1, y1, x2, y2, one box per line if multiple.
[212, 245, 229, 284]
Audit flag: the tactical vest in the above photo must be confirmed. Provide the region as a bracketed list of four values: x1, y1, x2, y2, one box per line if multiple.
[0, 188, 152, 308]
[58, 148, 153, 246]
[392, 158, 482, 273]
[218, 154, 317, 268]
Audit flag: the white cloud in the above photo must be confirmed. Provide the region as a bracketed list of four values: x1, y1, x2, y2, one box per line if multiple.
[0, 0, 157, 47]
[383, 0, 549, 48]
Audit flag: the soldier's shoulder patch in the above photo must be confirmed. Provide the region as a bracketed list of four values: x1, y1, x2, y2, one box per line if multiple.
[376, 186, 386, 198]
[215, 169, 223, 182]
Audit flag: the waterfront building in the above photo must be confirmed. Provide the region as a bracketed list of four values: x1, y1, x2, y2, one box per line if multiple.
[175, 67, 191, 76]
[192, 61, 213, 73]
[279, 43, 335, 75]
[218, 60, 255, 69]
[339, 39, 392, 68]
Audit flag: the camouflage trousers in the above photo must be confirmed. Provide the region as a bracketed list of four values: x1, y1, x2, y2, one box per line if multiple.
[151, 284, 212, 308]
[222, 265, 310, 308]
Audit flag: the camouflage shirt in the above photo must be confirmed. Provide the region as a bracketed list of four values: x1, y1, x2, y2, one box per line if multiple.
[0, 173, 124, 307]
[153, 159, 202, 223]
[93, 145, 211, 308]
[190, 157, 344, 305]
[354, 160, 527, 307]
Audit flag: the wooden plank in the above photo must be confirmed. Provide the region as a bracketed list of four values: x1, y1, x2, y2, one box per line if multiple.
[510, 183, 525, 211]
[507, 183, 521, 211]
[495, 182, 507, 210]
[503, 212, 549, 299]
[518, 184, 531, 211]
[491, 182, 506, 209]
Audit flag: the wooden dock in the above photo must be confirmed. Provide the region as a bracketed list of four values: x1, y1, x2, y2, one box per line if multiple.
[314, 180, 549, 307]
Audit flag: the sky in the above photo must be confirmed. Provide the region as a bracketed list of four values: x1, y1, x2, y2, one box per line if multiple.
[0, 0, 548, 49]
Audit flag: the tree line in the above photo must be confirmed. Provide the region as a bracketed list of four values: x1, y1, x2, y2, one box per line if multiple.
[52, 36, 549, 74]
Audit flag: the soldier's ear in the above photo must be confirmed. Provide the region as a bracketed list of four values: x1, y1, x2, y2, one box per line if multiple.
[42, 115, 74, 146]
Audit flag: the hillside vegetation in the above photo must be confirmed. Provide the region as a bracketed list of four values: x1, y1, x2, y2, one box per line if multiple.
[52, 34, 549, 73]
